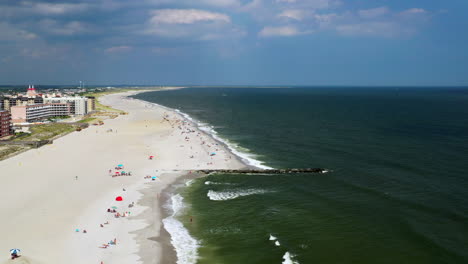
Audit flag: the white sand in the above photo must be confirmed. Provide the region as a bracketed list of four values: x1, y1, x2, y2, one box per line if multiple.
[0, 90, 245, 264]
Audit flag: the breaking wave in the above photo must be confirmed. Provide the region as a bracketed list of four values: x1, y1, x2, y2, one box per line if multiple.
[207, 189, 270, 201]
[162, 194, 200, 264]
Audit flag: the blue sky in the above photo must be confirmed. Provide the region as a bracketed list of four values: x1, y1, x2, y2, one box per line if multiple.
[0, 0, 467, 86]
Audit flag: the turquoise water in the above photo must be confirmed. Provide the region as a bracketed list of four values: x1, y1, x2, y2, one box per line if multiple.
[133, 87, 468, 263]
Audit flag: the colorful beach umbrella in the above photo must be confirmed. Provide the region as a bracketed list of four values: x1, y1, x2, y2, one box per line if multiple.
[117, 164, 123, 167]
[111, 206, 118, 209]
[10, 249, 20, 254]
[152, 176, 157, 180]
[115, 196, 123, 201]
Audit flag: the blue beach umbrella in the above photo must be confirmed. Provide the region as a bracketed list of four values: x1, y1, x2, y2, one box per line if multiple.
[152, 176, 157, 180]
[117, 164, 123, 167]
[10, 249, 21, 254]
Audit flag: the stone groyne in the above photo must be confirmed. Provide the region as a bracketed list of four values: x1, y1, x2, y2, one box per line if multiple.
[196, 168, 328, 174]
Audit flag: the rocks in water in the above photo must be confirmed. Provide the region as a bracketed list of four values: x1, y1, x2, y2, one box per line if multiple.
[196, 168, 327, 174]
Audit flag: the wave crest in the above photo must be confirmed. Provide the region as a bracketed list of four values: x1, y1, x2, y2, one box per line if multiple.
[207, 189, 270, 201]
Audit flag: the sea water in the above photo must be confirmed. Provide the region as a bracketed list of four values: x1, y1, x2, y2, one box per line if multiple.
[133, 87, 468, 264]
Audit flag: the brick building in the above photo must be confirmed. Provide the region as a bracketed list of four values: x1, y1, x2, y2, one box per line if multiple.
[0, 110, 11, 138]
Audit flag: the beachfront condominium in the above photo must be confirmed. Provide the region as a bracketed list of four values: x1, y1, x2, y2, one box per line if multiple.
[0, 110, 12, 138]
[86, 96, 96, 113]
[10, 103, 71, 124]
[43, 97, 88, 115]
[1, 96, 44, 111]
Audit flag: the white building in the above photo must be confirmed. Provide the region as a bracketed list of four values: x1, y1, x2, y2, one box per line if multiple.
[11, 103, 71, 123]
[43, 97, 88, 115]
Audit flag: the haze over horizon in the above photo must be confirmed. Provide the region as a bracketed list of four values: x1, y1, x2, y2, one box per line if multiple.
[1, 0, 467, 86]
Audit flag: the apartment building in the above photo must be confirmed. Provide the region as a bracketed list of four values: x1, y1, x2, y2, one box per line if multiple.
[43, 97, 88, 115]
[11, 103, 71, 123]
[1, 96, 44, 111]
[0, 110, 11, 138]
[86, 96, 96, 113]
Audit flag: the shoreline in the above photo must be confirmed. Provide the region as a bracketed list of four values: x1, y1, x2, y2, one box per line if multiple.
[130, 90, 271, 170]
[122, 90, 252, 264]
[0, 87, 246, 264]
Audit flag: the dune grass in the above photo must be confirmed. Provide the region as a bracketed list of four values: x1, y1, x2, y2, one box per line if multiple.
[14, 123, 76, 141]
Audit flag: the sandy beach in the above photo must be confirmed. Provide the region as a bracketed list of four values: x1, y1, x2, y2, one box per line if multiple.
[0, 90, 245, 264]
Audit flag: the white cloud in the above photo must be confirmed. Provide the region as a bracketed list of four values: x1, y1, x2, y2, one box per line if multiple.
[259, 26, 310, 37]
[358, 7, 389, 19]
[0, 22, 37, 41]
[198, 0, 240, 7]
[145, 0, 240, 8]
[278, 9, 307, 20]
[105, 46, 132, 53]
[39, 19, 89, 36]
[285, 0, 340, 10]
[149, 9, 231, 24]
[143, 9, 244, 40]
[336, 22, 400, 37]
[313, 13, 339, 28]
[27, 2, 90, 15]
[401, 8, 426, 15]
[398, 8, 428, 19]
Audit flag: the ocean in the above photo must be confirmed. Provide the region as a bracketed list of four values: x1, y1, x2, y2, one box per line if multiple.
[133, 87, 468, 264]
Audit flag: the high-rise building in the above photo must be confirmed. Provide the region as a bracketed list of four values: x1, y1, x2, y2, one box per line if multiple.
[10, 103, 71, 124]
[26, 85, 37, 97]
[86, 96, 96, 113]
[0, 110, 11, 138]
[43, 97, 88, 115]
[1, 96, 44, 111]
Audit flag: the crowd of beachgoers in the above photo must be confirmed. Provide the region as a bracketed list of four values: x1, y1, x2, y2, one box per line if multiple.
[0, 90, 244, 264]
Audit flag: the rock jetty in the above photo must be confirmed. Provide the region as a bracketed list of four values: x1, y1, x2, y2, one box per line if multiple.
[196, 168, 328, 174]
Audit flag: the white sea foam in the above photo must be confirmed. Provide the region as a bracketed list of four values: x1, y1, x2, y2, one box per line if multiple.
[185, 179, 195, 186]
[275, 241, 281, 246]
[282, 252, 299, 264]
[204, 181, 234, 186]
[174, 109, 272, 169]
[207, 189, 270, 201]
[269, 234, 277, 241]
[162, 194, 199, 264]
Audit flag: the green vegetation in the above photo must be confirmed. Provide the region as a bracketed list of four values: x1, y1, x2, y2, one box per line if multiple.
[14, 123, 75, 141]
[47, 115, 71, 122]
[0, 145, 29, 161]
[83, 88, 134, 113]
[78, 117, 97, 124]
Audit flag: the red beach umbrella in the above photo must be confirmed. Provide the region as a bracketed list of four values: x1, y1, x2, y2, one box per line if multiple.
[115, 196, 123, 201]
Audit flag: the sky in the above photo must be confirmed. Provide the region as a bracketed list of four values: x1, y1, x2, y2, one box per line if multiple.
[0, 0, 467, 86]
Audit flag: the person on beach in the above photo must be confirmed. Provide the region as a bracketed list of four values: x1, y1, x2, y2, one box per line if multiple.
[11, 253, 19, 260]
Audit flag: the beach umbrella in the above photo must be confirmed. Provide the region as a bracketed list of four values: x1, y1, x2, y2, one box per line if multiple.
[10, 249, 20, 254]
[121, 171, 126, 174]
[115, 196, 123, 201]
[152, 176, 157, 180]
[210, 152, 216, 156]
[117, 164, 123, 167]
[111, 206, 118, 209]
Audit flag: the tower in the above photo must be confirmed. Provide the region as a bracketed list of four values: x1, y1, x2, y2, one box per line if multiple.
[26, 85, 37, 97]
